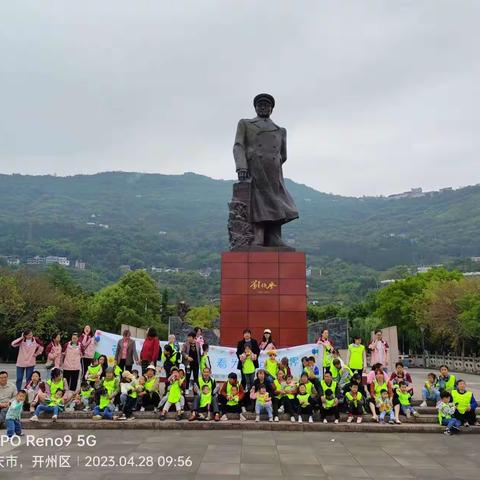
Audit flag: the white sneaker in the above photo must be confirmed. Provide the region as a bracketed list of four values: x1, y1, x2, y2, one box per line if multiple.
[185, 389, 190, 395]
[268, 417, 273, 422]
[278, 406, 284, 414]
[357, 417, 363, 424]
[334, 419, 339, 424]
[255, 415, 260, 422]
[220, 414, 228, 421]
[30, 415, 39, 422]
[274, 416, 279, 422]
[52, 415, 58, 422]
[323, 419, 328, 424]
[308, 416, 313, 423]
[240, 413, 246, 421]
[420, 401, 427, 407]
[298, 416, 303, 423]
[140, 407, 145, 412]
[290, 416, 296, 423]
[347, 416, 353, 423]
[241, 406, 247, 414]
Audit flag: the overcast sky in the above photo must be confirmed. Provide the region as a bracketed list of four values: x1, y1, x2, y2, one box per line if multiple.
[1, 1, 479, 196]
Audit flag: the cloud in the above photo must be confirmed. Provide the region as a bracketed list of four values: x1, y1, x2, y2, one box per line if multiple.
[0, 0, 479, 196]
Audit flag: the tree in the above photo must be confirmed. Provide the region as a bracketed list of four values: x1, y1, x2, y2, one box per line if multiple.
[185, 305, 219, 329]
[89, 270, 161, 333]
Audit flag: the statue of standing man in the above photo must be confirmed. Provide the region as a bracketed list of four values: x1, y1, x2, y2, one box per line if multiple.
[231, 93, 299, 249]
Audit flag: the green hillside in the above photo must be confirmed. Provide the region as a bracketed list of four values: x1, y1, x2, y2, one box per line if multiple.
[1, 172, 479, 304]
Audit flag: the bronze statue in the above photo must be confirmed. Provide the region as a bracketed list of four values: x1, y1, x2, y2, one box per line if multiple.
[229, 94, 299, 250]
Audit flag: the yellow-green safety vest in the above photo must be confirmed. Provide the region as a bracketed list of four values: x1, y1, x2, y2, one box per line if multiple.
[242, 357, 255, 374]
[348, 344, 365, 370]
[144, 376, 157, 392]
[273, 379, 284, 399]
[451, 389, 473, 414]
[199, 392, 212, 408]
[298, 381, 314, 396]
[297, 392, 310, 407]
[265, 359, 278, 378]
[345, 391, 363, 406]
[320, 379, 337, 394]
[80, 388, 94, 399]
[226, 394, 239, 406]
[47, 378, 65, 397]
[323, 397, 336, 409]
[396, 390, 411, 406]
[167, 380, 182, 404]
[373, 380, 388, 398]
[87, 363, 102, 380]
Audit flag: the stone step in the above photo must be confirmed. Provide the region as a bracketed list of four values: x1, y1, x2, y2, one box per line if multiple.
[21, 418, 480, 433]
[23, 411, 478, 424]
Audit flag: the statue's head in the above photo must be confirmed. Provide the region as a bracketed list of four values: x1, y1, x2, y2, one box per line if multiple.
[254, 93, 275, 118]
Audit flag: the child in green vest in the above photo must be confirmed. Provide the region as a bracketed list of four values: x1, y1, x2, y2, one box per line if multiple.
[200, 343, 211, 374]
[264, 350, 279, 384]
[116, 371, 141, 421]
[377, 390, 394, 424]
[420, 372, 440, 406]
[31, 388, 65, 422]
[320, 388, 339, 423]
[437, 390, 461, 435]
[92, 368, 119, 420]
[161, 344, 178, 377]
[254, 385, 273, 422]
[79, 381, 94, 411]
[345, 383, 364, 424]
[284, 374, 298, 422]
[241, 345, 256, 393]
[197, 384, 212, 421]
[85, 357, 102, 387]
[296, 383, 314, 423]
[347, 336, 366, 376]
[452, 379, 479, 427]
[5, 390, 26, 437]
[160, 368, 183, 421]
[397, 382, 419, 418]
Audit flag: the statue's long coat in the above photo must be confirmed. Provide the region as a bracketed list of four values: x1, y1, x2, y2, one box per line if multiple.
[233, 116, 299, 224]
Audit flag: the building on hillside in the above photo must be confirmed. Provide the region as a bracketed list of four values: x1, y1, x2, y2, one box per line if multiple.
[463, 272, 480, 277]
[380, 279, 396, 287]
[1, 256, 21, 266]
[306, 266, 312, 277]
[74, 260, 86, 270]
[470, 257, 480, 263]
[26, 256, 46, 265]
[45, 256, 70, 266]
[388, 187, 425, 200]
[98, 224, 109, 229]
[119, 265, 131, 273]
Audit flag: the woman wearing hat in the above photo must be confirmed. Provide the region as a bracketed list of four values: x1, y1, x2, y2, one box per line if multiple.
[259, 329, 276, 351]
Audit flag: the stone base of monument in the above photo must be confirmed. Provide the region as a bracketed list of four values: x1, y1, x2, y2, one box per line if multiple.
[220, 250, 308, 347]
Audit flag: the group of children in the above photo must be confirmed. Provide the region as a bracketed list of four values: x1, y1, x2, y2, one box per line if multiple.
[4, 334, 479, 436]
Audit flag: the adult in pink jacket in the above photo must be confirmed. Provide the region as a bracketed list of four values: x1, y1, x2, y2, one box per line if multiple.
[45, 333, 62, 369]
[11, 329, 44, 391]
[62, 333, 83, 392]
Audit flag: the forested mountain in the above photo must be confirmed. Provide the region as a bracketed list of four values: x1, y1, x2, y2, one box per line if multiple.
[1, 172, 479, 303]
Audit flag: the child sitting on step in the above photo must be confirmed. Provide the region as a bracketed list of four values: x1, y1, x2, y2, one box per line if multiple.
[397, 382, 420, 418]
[197, 384, 213, 421]
[345, 383, 363, 423]
[377, 390, 394, 424]
[159, 368, 183, 421]
[116, 372, 142, 421]
[437, 390, 461, 435]
[320, 388, 339, 424]
[296, 383, 314, 423]
[31, 388, 65, 422]
[420, 373, 440, 406]
[92, 368, 119, 420]
[254, 385, 273, 422]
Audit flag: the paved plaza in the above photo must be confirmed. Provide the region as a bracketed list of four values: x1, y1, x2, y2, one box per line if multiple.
[1, 429, 480, 479]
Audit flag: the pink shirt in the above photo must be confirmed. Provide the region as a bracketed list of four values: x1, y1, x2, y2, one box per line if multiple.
[62, 342, 82, 370]
[79, 334, 96, 359]
[11, 336, 44, 367]
[121, 339, 129, 360]
[47, 343, 63, 368]
[369, 339, 389, 366]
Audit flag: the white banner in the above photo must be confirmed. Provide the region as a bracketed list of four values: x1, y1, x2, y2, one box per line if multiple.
[94, 330, 323, 381]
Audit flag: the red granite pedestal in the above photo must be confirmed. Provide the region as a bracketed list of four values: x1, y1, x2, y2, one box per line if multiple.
[220, 251, 308, 348]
